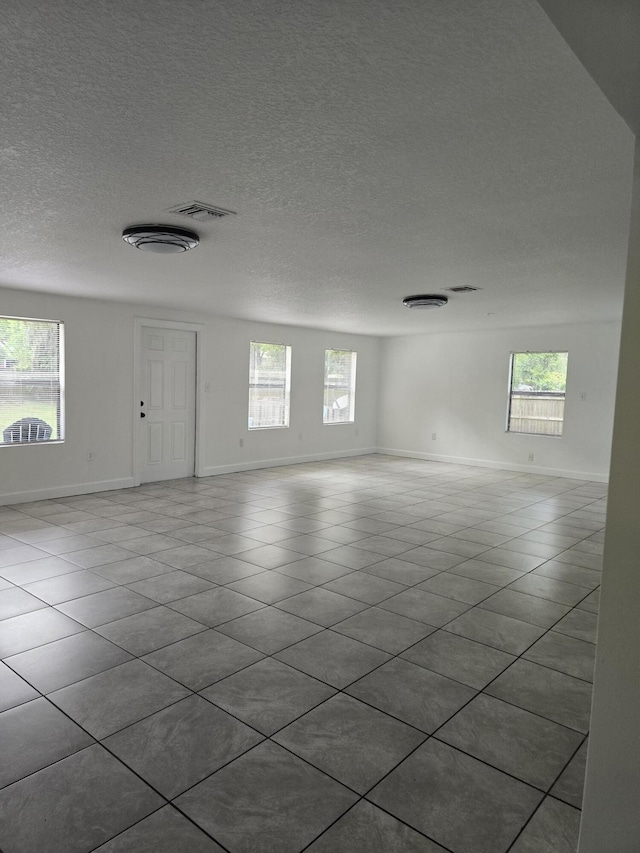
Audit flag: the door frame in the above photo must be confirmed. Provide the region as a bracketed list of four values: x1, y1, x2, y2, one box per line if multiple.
[133, 317, 205, 486]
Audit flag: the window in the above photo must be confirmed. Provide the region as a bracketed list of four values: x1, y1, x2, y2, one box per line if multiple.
[0, 316, 65, 445]
[507, 351, 568, 436]
[248, 341, 291, 429]
[323, 348, 357, 424]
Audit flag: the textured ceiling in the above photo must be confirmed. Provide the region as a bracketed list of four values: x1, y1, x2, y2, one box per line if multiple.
[0, 0, 634, 335]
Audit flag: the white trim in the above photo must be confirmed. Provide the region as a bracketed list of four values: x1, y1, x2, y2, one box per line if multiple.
[0, 446, 606, 503]
[1, 477, 136, 506]
[133, 317, 205, 485]
[199, 447, 377, 477]
[376, 447, 609, 483]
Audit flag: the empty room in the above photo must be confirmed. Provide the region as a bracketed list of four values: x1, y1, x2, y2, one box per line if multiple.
[1, 2, 639, 852]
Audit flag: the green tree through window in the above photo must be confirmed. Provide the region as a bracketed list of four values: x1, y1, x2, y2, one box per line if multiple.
[511, 351, 568, 393]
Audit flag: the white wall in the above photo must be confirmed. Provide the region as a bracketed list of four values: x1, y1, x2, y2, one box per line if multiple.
[578, 140, 640, 853]
[198, 315, 379, 474]
[0, 287, 380, 503]
[1, 284, 620, 505]
[377, 322, 620, 480]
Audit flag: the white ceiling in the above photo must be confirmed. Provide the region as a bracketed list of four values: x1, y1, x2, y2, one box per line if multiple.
[0, 0, 634, 336]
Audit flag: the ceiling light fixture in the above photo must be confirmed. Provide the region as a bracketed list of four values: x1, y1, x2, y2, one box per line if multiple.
[122, 225, 199, 254]
[403, 295, 448, 309]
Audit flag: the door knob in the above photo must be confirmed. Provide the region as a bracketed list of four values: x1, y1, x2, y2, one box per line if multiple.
[140, 412, 146, 418]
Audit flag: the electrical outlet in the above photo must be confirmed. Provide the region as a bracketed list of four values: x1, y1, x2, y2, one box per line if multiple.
[580, 392, 587, 401]
[432, 433, 437, 440]
[87, 451, 95, 461]
[239, 438, 244, 448]
[528, 452, 534, 462]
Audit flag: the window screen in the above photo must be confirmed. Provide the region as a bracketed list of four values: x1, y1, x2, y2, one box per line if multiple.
[0, 316, 65, 445]
[323, 349, 357, 424]
[248, 341, 291, 429]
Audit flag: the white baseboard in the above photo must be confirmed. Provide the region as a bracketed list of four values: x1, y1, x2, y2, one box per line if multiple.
[198, 447, 378, 477]
[1, 477, 137, 506]
[1, 445, 606, 505]
[376, 447, 609, 483]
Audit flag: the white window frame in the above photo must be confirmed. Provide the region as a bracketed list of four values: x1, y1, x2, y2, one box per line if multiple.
[0, 315, 65, 446]
[323, 348, 357, 425]
[507, 351, 568, 437]
[248, 341, 292, 430]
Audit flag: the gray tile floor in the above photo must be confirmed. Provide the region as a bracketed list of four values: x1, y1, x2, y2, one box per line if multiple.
[0, 455, 602, 852]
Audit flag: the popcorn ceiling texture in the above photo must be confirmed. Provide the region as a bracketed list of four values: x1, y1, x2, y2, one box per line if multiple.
[0, 0, 633, 334]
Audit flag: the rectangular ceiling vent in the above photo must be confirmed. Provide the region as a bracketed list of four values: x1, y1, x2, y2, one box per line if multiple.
[446, 285, 481, 293]
[168, 201, 236, 222]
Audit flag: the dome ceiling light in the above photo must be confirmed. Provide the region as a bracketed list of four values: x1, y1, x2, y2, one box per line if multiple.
[122, 225, 199, 254]
[403, 295, 448, 309]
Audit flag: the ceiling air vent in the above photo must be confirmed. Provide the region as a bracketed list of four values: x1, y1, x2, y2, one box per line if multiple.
[446, 286, 481, 293]
[168, 201, 236, 222]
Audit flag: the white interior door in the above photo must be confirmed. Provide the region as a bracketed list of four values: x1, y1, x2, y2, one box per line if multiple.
[139, 326, 196, 483]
